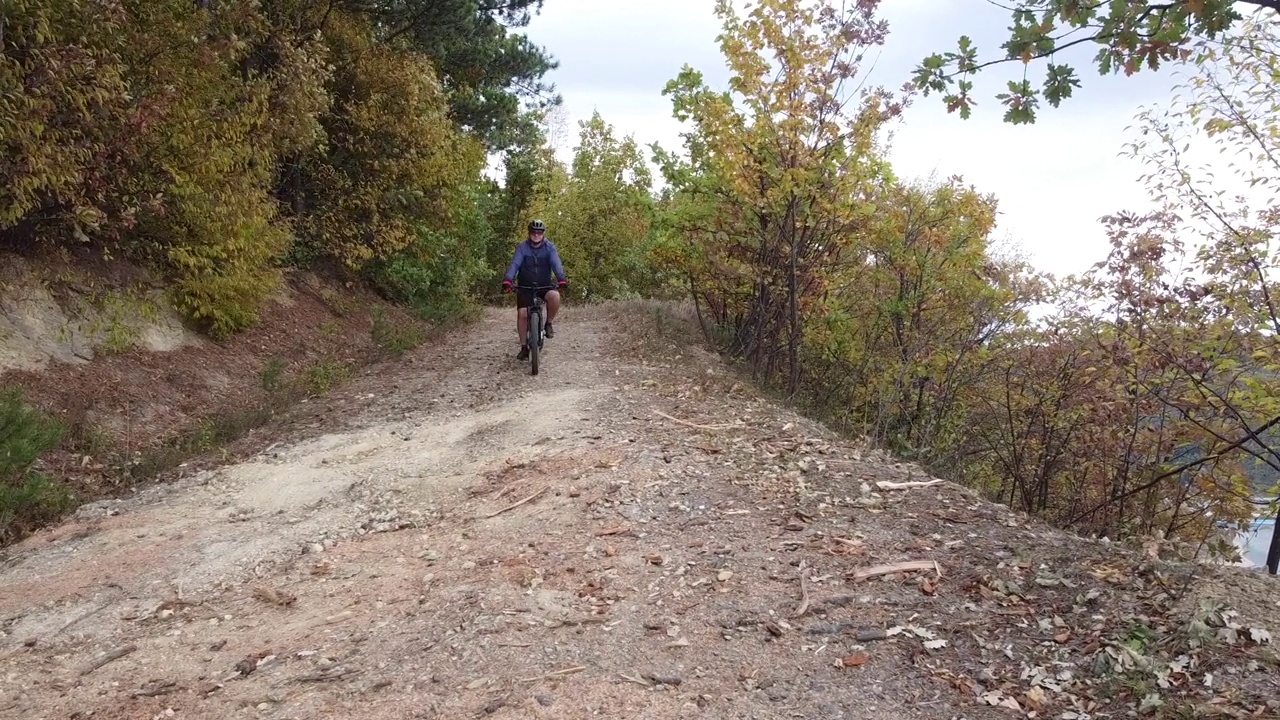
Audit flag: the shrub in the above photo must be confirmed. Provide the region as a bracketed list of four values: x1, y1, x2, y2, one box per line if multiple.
[0, 388, 72, 542]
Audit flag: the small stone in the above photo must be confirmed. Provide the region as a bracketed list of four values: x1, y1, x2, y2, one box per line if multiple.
[461, 561, 476, 570]
[308, 543, 325, 554]
[717, 570, 733, 582]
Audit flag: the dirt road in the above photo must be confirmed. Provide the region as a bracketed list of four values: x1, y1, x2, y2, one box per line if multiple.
[1, 304, 1276, 719]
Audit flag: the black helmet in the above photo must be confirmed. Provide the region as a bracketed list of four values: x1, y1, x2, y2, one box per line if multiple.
[528, 219, 546, 233]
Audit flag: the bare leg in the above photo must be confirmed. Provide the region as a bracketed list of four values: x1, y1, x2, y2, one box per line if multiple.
[545, 290, 561, 323]
[517, 307, 529, 346]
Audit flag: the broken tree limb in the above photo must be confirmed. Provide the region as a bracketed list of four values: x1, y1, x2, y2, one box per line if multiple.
[290, 667, 360, 683]
[791, 560, 812, 618]
[874, 479, 944, 491]
[520, 665, 585, 683]
[485, 486, 547, 518]
[849, 560, 940, 581]
[652, 409, 738, 431]
[80, 644, 138, 676]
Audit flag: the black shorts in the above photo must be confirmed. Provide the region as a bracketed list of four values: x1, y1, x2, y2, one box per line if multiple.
[516, 289, 550, 309]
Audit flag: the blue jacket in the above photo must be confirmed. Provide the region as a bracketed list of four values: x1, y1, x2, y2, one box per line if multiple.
[505, 238, 567, 288]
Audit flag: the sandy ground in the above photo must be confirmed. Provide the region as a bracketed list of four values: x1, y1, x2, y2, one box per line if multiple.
[1, 304, 1277, 720]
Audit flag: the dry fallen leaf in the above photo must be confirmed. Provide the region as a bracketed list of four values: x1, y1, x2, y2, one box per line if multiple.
[1024, 686, 1048, 709]
[921, 578, 938, 595]
[841, 652, 869, 667]
[980, 690, 1021, 710]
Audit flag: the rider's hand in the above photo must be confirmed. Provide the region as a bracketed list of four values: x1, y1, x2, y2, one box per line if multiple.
[557, 279, 568, 291]
[502, 280, 513, 294]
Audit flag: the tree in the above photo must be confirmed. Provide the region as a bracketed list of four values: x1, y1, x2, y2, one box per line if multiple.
[805, 178, 1038, 456]
[350, 0, 560, 148]
[1, 0, 501, 335]
[913, 1, 1280, 124]
[657, 0, 902, 394]
[1119, 12, 1280, 572]
[949, 13, 1280, 565]
[542, 112, 656, 300]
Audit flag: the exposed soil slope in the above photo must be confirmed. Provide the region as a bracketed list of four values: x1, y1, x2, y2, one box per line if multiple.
[1, 303, 1276, 720]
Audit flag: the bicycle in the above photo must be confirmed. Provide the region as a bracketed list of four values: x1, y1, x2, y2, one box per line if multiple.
[514, 282, 559, 376]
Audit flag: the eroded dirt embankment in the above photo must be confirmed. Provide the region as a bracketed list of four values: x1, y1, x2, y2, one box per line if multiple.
[1, 303, 1277, 720]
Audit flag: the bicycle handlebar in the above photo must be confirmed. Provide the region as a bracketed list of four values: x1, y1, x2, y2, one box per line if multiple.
[514, 283, 562, 291]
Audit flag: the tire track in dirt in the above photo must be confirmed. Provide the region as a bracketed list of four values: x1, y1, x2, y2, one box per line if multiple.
[0, 306, 637, 716]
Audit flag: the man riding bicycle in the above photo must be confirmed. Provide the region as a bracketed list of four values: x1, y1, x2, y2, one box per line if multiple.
[502, 219, 568, 360]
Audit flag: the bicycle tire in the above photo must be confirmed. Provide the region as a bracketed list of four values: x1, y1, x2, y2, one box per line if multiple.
[529, 307, 541, 376]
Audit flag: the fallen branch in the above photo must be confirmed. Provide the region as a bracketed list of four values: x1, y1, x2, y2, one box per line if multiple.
[132, 680, 178, 698]
[593, 525, 631, 537]
[485, 486, 547, 518]
[652, 409, 737, 431]
[80, 644, 138, 676]
[619, 672, 653, 686]
[318, 610, 354, 626]
[520, 665, 586, 683]
[791, 560, 812, 618]
[931, 511, 970, 524]
[290, 667, 360, 683]
[849, 560, 940, 581]
[874, 479, 944, 491]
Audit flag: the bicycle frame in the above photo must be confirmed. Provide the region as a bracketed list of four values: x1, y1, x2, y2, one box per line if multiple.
[515, 283, 559, 375]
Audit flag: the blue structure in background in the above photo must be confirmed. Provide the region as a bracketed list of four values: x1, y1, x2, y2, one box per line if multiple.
[1237, 516, 1277, 569]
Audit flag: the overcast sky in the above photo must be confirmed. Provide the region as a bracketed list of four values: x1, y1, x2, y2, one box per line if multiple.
[515, 0, 1212, 279]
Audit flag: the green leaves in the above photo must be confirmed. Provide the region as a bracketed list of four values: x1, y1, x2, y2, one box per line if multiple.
[2, 0, 498, 336]
[996, 79, 1039, 125]
[1042, 63, 1080, 107]
[353, 0, 558, 148]
[915, 0, 1261, 124]
[532, 112, 662, 301]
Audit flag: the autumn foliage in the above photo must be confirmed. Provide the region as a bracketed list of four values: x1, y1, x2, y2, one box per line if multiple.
[655, 0, 1279, 567]
[1, 0, 547, 335]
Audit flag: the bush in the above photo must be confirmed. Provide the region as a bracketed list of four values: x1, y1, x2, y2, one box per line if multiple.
[0, 388, 72, 542]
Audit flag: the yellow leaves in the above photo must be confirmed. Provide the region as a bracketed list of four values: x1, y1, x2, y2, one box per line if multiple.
[297, 11, 479, 270]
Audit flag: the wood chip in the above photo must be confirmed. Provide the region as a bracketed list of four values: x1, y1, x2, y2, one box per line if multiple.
[252, 585, 297, 607]
[791, 560, 811, 618]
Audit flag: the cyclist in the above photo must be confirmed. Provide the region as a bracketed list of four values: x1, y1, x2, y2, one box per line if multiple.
[501, 219, 568, 360]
